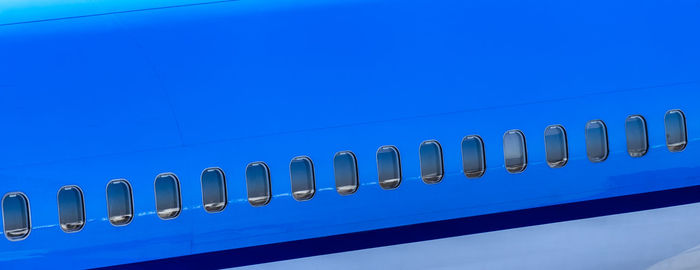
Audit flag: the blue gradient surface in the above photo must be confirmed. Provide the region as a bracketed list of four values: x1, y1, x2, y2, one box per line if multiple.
[1, 0, 700, 268]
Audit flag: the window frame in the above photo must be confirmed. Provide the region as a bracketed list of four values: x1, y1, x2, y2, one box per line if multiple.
[665, 109, 688, 152]
[153, 173, 182, 220]
[462, 135, 486, 178]
[105, 179, 134, 227]
[625, 115, 649, 158]
[376, 145, 402, 190]
[503, 129, 528, 173]
[544, 125, 569, 168]
[56, 185, 86, 233]
[334, 151, 359, 195]
[585, 120, 609, 162]
[200, 167, 228, 213]
[289, 156, 316, 201]
[419, 140, 445, 184]
[2, 192, 31, 241]
[246, 161, 272, 207]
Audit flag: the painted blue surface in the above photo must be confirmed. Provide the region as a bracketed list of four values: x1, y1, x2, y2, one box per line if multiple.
[1, 0, 700, 268]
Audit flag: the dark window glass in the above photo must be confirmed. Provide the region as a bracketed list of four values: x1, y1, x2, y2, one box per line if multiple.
[201, 168, 227, 213]
[419, 140, 444, 184]
[665, 109, 687, 152]
[503, 130, 527, 173]
[57, 186, 85, 232]
[376, 146, 401, 189]
[154, 173, 181, 219]
[2, 192, 30, 241]
[246, 162, 271, 206]
[290, 156, 316, 201]
[462, 135, 486, 178]
[106, 179, 133, 226]
[544, 125, 568, 168]
[334, 151, 359, 195]
[585, 120, 609, 162]
[626, 115, 648, 157]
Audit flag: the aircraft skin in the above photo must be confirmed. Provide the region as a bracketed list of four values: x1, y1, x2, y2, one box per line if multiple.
[1, 0, 700, 269]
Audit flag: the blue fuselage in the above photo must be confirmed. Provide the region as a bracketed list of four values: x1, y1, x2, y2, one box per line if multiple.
[1, 0, 700, 269]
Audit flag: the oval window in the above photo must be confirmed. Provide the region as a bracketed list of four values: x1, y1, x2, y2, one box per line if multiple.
[290, 156, 316, 201]
[625, 115, 649, 157]
[665, 109, 687, 152]
[201, 168, 227, 213]
[334, 151, 359, 195]
[57, 186, 86, 232]
[585, 120, 609, 162]
[246, 162, 271, 206]
[462, 135, 486, 178]
[544, 125, 568, 168]
[2, 192, 31, 241]
[419, 140, 444, 184]
[376, 146, 402, 189]
[106, 179, 134, 226]
[154, 173, 182, 219]
[503, 130, 527, 173]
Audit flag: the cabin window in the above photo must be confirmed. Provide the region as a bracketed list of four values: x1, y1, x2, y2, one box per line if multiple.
[290, 156, 316, 201]
[503, 130, 527, 173]
[57, 186, 85, 232]
[585, 120, 609, 162]
[201, 168, 227, 213]
[544, 125, 568, 168]
[665, 109, 687, 152]
[419, 140, 444, 184]
[625, 115, 648, 157]
[334, 151, 359, 195]
[154, 173, 182, 219]
[377, 146, 402, 189]
[462, 135, 486, 178]
[2, 192, 30, 241]
[246, 162, 271, 206]
[106, 179, 133, 226]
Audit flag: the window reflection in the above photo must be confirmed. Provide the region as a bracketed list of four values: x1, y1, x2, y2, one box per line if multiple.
[57, 186, 85, 232]
[2, 192, 30, 240]
[462, 135, 486, 178]
[334, 151, 359, 195]
[419, 140, 444, 184]
[246, 162, 271, 206]
[106, 179, 133, 226]
[585, 120, 609, 162]
[154, 173, 182, 219]
[290, 156, 316, 201]
[665, 109, 687, 152]
[201, 168, 227, 213]
[503, 130, 527, 173]
[544, 125, 568, 168]
[625, 115, 648, 157]
[377, 146, 401, 189]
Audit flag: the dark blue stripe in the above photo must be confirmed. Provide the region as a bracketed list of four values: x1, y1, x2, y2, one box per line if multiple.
[100, 185, 700, 269]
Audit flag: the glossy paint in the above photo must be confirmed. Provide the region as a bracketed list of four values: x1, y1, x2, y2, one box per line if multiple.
[1, 0, 700, 269]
